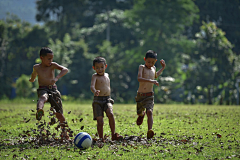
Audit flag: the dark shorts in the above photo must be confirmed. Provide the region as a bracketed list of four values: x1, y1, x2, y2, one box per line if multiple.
[92, 96, 114, 120]
[135, 92, 154, 115]
[37, 87, 63, 114]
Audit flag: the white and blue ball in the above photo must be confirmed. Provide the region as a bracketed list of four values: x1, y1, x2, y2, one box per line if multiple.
[74, 132, 92, 150]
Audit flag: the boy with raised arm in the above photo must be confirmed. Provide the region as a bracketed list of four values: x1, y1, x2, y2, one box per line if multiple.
[29, 47, 69, 138]
[90, 56, 122, 142]
[135, 50, 166, 139]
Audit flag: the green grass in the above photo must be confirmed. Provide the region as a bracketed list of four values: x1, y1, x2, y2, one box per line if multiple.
[0, 101, 240, 159]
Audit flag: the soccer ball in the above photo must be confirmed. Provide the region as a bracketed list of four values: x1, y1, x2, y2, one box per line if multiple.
[74, 132, 92, 150]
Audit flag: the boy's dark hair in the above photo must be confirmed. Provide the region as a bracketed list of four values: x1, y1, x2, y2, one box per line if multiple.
[93, 56, 107, 66]
[145, 50, 157, 59]
[40, 47, 53, 57]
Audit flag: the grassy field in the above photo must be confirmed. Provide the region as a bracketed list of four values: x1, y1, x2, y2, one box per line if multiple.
[0, 101, 240, 159]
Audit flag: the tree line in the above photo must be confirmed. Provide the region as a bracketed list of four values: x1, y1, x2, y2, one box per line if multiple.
[0, 0, 240, 104]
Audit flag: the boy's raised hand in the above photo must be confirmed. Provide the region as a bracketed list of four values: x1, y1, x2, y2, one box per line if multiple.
[29, 78, 35, 82]
[94, 90, 100, 96]
[160, 59, 166, 68]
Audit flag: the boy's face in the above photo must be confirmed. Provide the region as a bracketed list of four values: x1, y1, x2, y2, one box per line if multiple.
[92, 62, 107, 76]
[144, 57, 157, 69]
[40, 53, 53, 67]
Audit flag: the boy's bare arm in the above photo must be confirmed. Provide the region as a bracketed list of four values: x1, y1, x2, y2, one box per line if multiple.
[29, 66, 38, 82]
[137, 65, 158, 85]
[156, 67, 164, 77]
[90, 75, 100, 96]
[156, 60, 166, 77]
[51, 62, 68, 84]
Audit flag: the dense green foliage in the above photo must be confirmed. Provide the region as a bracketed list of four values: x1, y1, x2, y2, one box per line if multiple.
[0, 0, 239, 104]
[0, 102, 239, 159]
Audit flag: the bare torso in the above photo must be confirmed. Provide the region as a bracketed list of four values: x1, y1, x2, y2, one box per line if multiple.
[34, 63, 56, 86]
[93, 73, 111, 96]
[138, 65, 156, 93]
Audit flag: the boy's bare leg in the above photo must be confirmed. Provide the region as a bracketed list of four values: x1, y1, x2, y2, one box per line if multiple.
[96, 116, 104, 140]
[106, 107, 123, 141]
[106, 108, 115, 138]
[146, 109, 153, 130]
[147, 109, 154, 139]
[136, 109, 145, 125]
[37, 96, 47, 110]
[138, 110, 145, 116]
[36, 96, 47, 120]
[56, 113, 69, 139]
[55, 113, 66, 124]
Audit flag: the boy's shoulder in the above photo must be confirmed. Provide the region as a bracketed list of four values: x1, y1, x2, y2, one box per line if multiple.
[92, 73, 109, 77]
[50, 62, 59, 66]
[139, 64, 155, 68]
[33, 64, 40, 69]
[139, 64, 145, 69]
[92, 73, 97, 77]
[138, 64, 156, 70]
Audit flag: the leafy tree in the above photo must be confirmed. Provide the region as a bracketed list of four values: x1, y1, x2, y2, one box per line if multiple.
[191, 0, 240, 55]
[124, 0, 199, 66]
[73, 9, 138, 53]
[66, 38, 92, 99]
[16, 74, 33, 98]
[0, 20, 11, 98]
[47, 33, 91, 96]
[48, 33, 76, 68]
[36, 0, 133, 39]
[183, 22, 236, 104]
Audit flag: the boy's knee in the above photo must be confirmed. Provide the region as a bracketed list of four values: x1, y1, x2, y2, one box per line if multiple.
[97, 120, 104, 127]
[37, 96, 47, 110]
[97, 118, 104, 127]
[38, 95, 48, 103]
[106, 109, 114, 118]
[55, 112, 65, 122]
[147, 109, 153, 116]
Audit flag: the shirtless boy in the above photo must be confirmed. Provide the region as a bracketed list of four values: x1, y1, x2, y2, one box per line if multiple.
[90, 56, 122, 141]
[135, 50, 166, 139]
[29, 47, 68, 131]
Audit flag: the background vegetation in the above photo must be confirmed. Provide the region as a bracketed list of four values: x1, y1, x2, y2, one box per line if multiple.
[0, 0, 240, 104]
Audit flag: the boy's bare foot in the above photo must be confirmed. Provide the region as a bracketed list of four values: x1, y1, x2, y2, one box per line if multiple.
[36, 109, 44, 120]
[147, 129, 154, 139]
[112, 133, 123, 141]
[99, 138, 105, 143]
[136, 111, 145, 125]
[60, 131, 69, 140]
